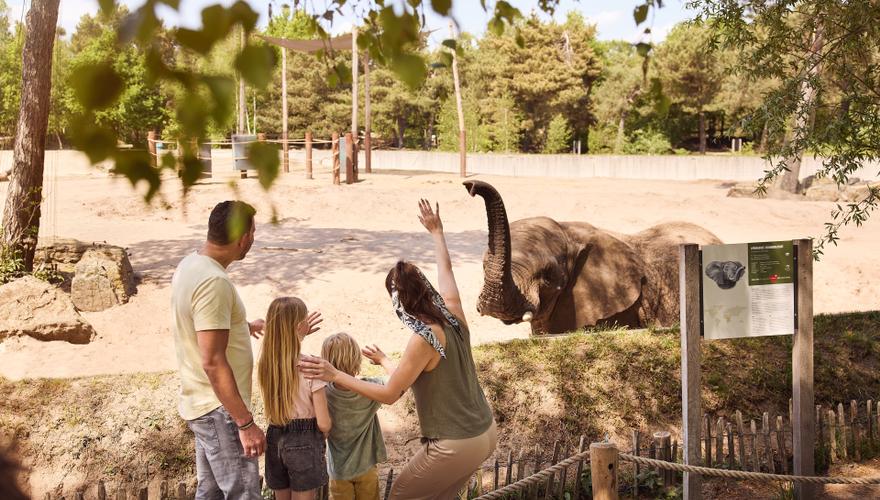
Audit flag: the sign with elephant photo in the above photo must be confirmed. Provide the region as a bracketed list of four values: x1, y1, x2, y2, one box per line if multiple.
[701, 241, 795, 340]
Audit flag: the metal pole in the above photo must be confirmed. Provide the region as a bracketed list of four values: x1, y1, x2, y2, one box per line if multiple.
[238, 26, 246, 134]
[351, 27, 358, 173]
[305, 131, 313, 180]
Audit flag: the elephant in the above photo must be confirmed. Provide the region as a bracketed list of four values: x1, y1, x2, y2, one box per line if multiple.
[463, 180, 722, 335]
[705, 261, 746, 289]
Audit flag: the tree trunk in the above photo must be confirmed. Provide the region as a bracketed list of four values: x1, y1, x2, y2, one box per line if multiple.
[778, 26, 824, 193]
[2, 0, 60, 272]
[614, 110, 627, 154]
[698, 110, 707, 154]
[758, 121, 768, 154]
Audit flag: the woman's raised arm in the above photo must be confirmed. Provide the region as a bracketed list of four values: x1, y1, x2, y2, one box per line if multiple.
[418, 199, 467, 325]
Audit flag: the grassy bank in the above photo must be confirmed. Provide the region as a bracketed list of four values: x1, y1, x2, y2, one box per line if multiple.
[2, 311, 879, 497]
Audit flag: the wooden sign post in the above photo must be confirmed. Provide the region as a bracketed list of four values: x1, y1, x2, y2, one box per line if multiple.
[679, 239, 814, 500]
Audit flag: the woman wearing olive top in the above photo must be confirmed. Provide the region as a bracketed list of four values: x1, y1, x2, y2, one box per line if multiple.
[300, 199, 497, 500]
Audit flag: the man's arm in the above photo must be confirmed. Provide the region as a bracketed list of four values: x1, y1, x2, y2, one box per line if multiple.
[197, 329, 266, 457]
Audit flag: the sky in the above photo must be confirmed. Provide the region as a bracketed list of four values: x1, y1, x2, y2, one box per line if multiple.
[6, 0, 694, 44]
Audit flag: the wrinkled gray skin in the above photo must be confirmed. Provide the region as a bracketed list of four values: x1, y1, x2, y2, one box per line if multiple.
[464, 180, 722, 335]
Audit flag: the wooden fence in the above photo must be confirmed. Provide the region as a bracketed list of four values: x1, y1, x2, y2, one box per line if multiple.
[38, 398, 880, 499]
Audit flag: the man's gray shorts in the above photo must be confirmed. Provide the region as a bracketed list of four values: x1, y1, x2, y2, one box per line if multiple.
[187, 407, 261, 500]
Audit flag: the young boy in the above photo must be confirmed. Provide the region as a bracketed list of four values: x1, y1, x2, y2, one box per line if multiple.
[321, 333, 388, 500]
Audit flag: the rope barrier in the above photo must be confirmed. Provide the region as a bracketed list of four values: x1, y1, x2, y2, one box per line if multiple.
[474, 449, 591, 500]
[619, 454, 880, 485]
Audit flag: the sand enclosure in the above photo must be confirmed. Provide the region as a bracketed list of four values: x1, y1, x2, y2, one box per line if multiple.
[1, 156, 879, 380]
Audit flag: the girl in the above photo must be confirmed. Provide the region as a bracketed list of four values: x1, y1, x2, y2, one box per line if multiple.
[259, 297, 332, 500]
[301, 200, 497, 499]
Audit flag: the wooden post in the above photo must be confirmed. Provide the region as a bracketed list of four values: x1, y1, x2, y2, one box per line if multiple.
[631, 430, 640, 497]
[493, 456, 500, 491]
[574, 436, 586, 500]
[851, 400, 861, 461]
[517, 449, 525, 483]
[828, 409, 837, 463]
[705, 414, 713, 467]
[868, 400, 874, 443]
[364, 52, 371, 173]
[116, 483, 125, 500]
[281, 46, 289, 173]
[680, 243, 702, 500]
[449, 21, 466, 177]
[726, 422, 735, 469]
[715, 417, 724, 466]
[177, 482, 186, 500]
[332, 132, 340, 185]
[654, 431, 672, 487]
[558, 443, 569, 498]
[750, 420, 759, 471]
[344, 132, 354, 184]
[793, 238, 815, 499]
[735, 411, 746, 469]
[138, 487, 147, 500]
[763, 412, 776, 473]
[590, 442, 619, 500]
[545, 440, 561, 499]
[98, 481, 107, 500]
[351, 27, 358, 174]
[160, 481, 168, 500]
[305, 131, 313, 180]
[776, 415, 788, 474]
[505, 449, 514, 486]
[147, 130, 156, 157]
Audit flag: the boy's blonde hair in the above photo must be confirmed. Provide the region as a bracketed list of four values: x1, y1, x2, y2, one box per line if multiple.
[321, 332, 362, 376]
[258, 296, 308, 426]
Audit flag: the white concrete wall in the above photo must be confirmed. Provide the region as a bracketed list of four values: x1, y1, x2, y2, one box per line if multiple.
[361, 150, 880, 182]
[3, 149, 878, 182]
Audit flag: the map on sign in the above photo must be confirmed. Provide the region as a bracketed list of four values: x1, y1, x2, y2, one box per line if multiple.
[701, 241, 795, 340]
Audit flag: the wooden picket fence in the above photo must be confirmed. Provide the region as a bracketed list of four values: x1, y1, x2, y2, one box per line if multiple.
[38, 398, 880, 499]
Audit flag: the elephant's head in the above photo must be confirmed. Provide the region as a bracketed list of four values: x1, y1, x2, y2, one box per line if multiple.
[464, 180, 646, 333]
[705, 261, 746, 289]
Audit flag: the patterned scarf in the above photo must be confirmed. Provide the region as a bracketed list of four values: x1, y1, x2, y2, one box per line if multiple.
[390, 267, 462, 359]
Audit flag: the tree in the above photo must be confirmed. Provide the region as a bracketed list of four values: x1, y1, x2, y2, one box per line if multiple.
[0, 0, 23, 138]
[692, 0, 880, 254]
[544, 114, 572, 153]
[1, 0, 60, 271]
[654, 22, 723, 154]
[592, 41, 650, 153]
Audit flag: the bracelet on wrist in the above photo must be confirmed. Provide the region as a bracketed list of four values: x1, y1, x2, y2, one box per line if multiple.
[238, 418, 255, 431]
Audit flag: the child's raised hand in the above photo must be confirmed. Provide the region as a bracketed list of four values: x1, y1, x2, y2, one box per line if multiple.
[417, 199, 443, 234]
[362, 344, 388, 365]
[296, 311, 324, 338]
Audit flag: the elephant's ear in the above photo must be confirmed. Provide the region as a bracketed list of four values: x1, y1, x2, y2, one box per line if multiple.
[560, 231, 646, 328]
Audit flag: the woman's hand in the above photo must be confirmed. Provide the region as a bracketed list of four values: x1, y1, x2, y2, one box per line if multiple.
[248, 319, 265, 339]
[418, 199, 443, 235]
[296, 311, 323, 339]
[362, 344, 388, 366]
[299, 355, 339, 382]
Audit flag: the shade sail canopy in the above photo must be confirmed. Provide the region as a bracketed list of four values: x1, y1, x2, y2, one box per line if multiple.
[258, 33, 353, 53]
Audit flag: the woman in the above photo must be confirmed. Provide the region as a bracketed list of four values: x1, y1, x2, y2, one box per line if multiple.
[300, 199, 497, 499]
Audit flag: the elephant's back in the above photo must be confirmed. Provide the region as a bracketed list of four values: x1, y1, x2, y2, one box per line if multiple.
[632, 221, 722, 247]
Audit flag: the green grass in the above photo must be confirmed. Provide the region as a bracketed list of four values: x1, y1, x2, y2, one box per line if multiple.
[2, 311, 879, 490]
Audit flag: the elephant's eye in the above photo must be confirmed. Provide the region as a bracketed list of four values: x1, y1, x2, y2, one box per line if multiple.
[536, 268, 556, 283]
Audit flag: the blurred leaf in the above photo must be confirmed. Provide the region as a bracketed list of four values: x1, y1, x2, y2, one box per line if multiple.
[177, 28, 214, 55]
[179, 154, 203, 189]
[431, 0, 452, 15]
[229, 1, 259, 32]
[69, 117, 117, 164]
[495, 1, 520, 21]
[249, 142, 280, 190]
[437, 51, 453, 68]
[201, 4, 232, 41]
[488, 17, 504, 36]
[204, 76, 236, 124]
[158, 0, 180, 8]
[98, 0, 116, 16]
[111, 150, 161, 201]
[176, 93, 209, 134]
[235, 45, 278, 89]
[634, 4, 649, 25]
[70, 62, 123, 110]
[441, 39, 457, 51]
[391, 53, 427, 88]
[636, 42, 652, 57]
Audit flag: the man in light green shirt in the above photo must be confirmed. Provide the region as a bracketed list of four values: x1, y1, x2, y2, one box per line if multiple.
[171, 200, 265, 500]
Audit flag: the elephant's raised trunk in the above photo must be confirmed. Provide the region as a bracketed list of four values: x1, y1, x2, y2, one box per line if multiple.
[463, 180, 530, 321]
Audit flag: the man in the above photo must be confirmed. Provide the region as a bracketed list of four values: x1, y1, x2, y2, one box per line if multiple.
[171, 201, 321, 499]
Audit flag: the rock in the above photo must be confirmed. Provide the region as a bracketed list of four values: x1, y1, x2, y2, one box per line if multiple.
[805, 182, 843, 202]
[727, 182, 803, 200]
[70, 247, 137, 312]
[841, 182, 880, 202]
[0, 276, 96, 344]
[34, 238, 96, 275]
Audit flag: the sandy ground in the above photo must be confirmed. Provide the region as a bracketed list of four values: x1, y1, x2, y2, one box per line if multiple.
[1, 156, 879, 380]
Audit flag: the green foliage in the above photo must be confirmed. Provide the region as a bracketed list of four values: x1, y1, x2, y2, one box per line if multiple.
[544, 114, 572, 153]
[623, 129, 672, 154]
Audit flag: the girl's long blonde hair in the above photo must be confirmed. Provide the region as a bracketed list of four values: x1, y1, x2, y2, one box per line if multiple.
[258, 296, 308, 426]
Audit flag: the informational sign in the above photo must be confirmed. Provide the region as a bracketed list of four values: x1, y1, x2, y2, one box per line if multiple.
[701, 241, 795, 340]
